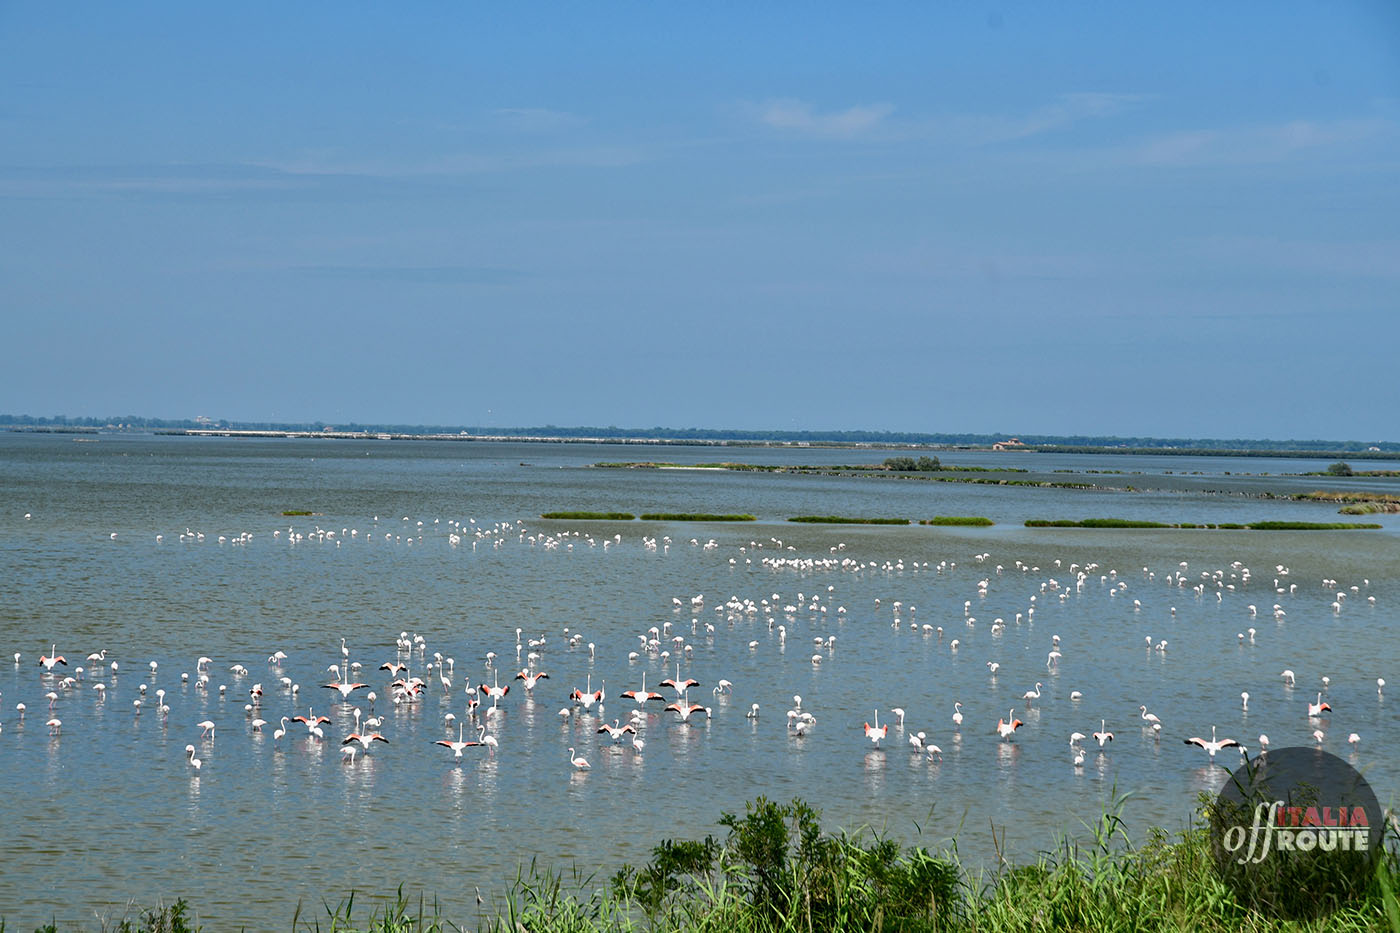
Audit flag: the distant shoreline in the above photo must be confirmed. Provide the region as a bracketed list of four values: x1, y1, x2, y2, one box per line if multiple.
[4, 424, 1399, 460]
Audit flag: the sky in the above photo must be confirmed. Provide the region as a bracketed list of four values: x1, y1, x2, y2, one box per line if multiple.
[1, 3, 1397, 440]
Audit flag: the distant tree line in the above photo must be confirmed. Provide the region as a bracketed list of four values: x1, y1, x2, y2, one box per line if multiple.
[1, 414, 1396, 454]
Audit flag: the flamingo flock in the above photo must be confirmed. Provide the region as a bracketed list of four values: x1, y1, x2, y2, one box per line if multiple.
[1, 516, 1390, 856]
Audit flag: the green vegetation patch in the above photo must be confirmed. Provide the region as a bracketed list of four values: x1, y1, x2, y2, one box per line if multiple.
[1340, 502, 1400, 514]
[1026, 518, 1171, 528]
[788, 515, 911, 525]
[540, 511, 636, 520]
[1026, 518, 1382, 530]
[921, 516, 995, 526]
[883, 454, 942, 471]
[280, 509, 315, 516]
[1295, 490, 1400, 504]
[1245, 521, 1382, 530]
[639, 513, 756, 522]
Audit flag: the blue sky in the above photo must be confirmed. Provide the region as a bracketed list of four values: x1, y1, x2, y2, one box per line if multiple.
[2, 3, 1397, 439]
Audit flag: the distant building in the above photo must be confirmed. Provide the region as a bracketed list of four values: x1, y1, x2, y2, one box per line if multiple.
[992, 437, 1026, 451]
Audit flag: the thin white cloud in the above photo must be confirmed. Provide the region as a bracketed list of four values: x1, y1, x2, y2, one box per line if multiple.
[996, 92, 1147, 141]
[750, 92, 1146, 144]
[1129, 118, 1394, 166]
[757, 99, 895, 139]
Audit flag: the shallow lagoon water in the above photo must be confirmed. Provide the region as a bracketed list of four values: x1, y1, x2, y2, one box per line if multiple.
[0, 435, 1396, 928]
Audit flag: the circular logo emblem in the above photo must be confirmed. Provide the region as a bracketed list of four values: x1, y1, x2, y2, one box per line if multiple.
[1208, 746, 1383, 920]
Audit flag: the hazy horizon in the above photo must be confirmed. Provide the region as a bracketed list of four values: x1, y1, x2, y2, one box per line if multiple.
[4, 410, 1397, 448]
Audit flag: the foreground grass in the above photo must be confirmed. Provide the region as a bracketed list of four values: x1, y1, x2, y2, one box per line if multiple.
[23, 798, 1399, 933]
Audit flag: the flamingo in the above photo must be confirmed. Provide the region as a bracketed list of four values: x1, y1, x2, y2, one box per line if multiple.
[1307, 693, 1331, 717]
[1092, 720, 1114, 747]
[1183, 725, 1241, 761]
[291, 709, 331, 737]
[480, 670, 509, 702]
[621, 673, 664, 706]
[323, 665, 369, 700]
[477, 724, 499, 752]
[341, 732, 389, 752]
[571, 674, 605, 710]
[198, 720, 216, 739]
[273, 716, 289, 741]
[1022, 682, 1043, 706]
[951, 702, 963, 729]
[1138, 705, 1162, 727]
[665, 700, 708, 723]
[658, 663, 699, 697]
[997, 710, 1023, 741]
[863, 710, 888, 748]
[38, 646, 67, 671]
[185, 744, 201, 771]
[435, 724, 481, 759]
[568, 746, 591, 771]
[597, 720, 637, 743]
[46, 717, 62, 735]
[514, 668, 549, 692]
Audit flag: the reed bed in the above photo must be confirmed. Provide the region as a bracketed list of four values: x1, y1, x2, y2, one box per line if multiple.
[1341, 502, 1400, 515]
[920, 516, 994, 526]
[539, 512, 637, 520]
[787, 516, 911, 525]
[638, 513, 756, 522]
